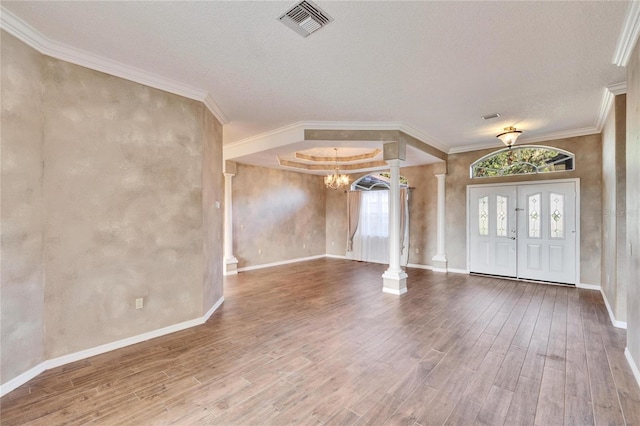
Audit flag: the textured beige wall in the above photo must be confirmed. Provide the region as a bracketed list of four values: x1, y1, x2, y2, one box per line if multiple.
[233, 164, 326, 268]
[202, 107, 224, 313]
[601, 95, 627, 323]
[41, 57, 209, 358]
[403, 165, 438, 265]
[325, 187, 348, 256]
[626, 39, 640, 369]
[446, 135, 603, 284]
[0, 33, 46, 384]
[1, 31, 224, 386]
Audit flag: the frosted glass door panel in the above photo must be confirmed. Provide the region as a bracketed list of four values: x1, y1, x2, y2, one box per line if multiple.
[516, 182, 576, 284]
[468, 187, 517, 277]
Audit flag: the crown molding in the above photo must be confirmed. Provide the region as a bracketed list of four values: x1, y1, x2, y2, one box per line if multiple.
[224, 120, 448, 159]
[448, 126, 600, 154]
[0, 6, 228, 124]
[607, 81, 628, 95]
[597, 87, 616, 132]
[613, 1, 640, 66]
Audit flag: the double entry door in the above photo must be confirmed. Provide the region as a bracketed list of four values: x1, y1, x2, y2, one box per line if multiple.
[468, 181, 577, 285]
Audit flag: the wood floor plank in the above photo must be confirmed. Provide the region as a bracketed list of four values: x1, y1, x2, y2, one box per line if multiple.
[534, 364, 566, 425]
[505, 375, 541, 426]
[475, 385, 514, 425]
[1, 259, 639, 426]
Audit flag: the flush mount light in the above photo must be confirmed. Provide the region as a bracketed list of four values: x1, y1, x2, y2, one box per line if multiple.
[496, 126, 523, 148]
[279, 0, 334, 37]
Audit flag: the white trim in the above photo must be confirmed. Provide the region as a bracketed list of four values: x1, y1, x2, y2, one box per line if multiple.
[0, 7, 228, 124]
[325, 254, 348, 259]
[407, 263, 433, 270]
[607, 82, 628, 96]
[236, 254, 325, 272]
[625, 347, 640, 389]
[203, 296, 225, 322]
[597, 88, 616, 133]
[431, 267, 448, 273]
[382, 287, 407, 295]
[0, 295, 224, 397]
[599, 289, 627, 329]
[448, 128, 600, 154]
[446, 268, 470, 274]
[223, 121, 448, 160]
[613, 0, 640, 66]
[576, 282, 601, 291]
[0, 363, 48, 399]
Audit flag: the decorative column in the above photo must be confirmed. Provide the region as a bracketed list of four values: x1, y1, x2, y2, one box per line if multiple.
[223, 161, 238, 275]
[382, 143, 408, 295]
[432, 173, 448, 272]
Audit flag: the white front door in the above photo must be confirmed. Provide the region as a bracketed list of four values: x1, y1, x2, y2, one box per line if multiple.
[468, 181, 578, 285]
[517, 182, 576, 284]
[468, 186, 518, 277]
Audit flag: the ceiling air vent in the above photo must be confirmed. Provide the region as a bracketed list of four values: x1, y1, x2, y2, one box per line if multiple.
[279, 0, 334, 37]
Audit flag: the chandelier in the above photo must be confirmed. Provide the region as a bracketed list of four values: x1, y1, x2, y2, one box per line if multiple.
[324, 148, 349, 190]
[496, 126, 523, 148]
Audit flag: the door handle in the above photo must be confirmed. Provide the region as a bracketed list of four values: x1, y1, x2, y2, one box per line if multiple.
[510, 237, 517, 240]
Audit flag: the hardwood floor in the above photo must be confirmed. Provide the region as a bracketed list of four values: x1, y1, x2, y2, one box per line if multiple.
[2, 258, 639, 425]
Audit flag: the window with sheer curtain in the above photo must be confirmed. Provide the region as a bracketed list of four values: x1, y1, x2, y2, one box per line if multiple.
[348, 189, 409, 265]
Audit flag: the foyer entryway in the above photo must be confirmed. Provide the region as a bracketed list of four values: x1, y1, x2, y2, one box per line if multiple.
[468, 180, 578, 285]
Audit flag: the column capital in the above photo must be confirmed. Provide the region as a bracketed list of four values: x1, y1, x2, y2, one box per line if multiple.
[434, 173, 446, 179]
[223, 172, 236, 178]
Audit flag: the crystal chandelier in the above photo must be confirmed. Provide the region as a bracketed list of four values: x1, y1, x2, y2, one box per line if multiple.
[324, 148, 349, 190]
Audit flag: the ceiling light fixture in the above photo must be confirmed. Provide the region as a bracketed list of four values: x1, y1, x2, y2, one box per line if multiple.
[496, 126, 523, 148]
[324, 148, 349, 190]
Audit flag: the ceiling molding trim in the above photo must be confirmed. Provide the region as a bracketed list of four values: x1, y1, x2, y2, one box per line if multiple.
[607, 82, 628, 95]
[0, 7, 228, 124]
[224, 120, 450, 158]
[612, 0, 640, 66]
[448, 127, 600, 154]
[596, 87, 615, 132]
[223, 122, 306, 160]
[397, 123, 449, 154]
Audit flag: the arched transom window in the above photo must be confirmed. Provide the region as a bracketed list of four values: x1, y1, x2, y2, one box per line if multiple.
[470, 145, 575, 178]
[351, 172, 408, 190]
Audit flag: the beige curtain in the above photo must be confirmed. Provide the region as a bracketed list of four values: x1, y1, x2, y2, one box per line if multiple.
[346, 191, 361, 251]
[399, 188, 408, 255]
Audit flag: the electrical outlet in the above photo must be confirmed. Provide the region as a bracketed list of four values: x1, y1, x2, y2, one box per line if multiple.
[258, 248, 262, 254]
[332, 241, 335, 246]
[135, 298, 144, 309]
[303, 244, 306, 249]
[415, 248, 420, 254]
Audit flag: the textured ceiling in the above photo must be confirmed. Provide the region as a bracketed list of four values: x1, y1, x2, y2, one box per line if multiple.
[2, 1, 630, 154]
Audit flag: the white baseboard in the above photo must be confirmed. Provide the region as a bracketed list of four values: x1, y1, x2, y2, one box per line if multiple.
[599, 289, 627, 329]
[576, 282, 602, 291]
[0, 296, 224, 398]
[432, 267, 448, 273]
[237, 254, 325, 272]
[625, 347, 640, 389]
[0, 362, 48, 399]
[447, 268, 470, 274]
[406, 263, 433, 270]
[325, 254, 348, 260]
[382, 287, 407, 295]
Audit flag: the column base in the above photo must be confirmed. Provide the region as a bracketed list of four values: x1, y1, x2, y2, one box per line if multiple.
[431, 254, 448, 273]
[382, 270, 408, 295]
[224, 257, 238, 276]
